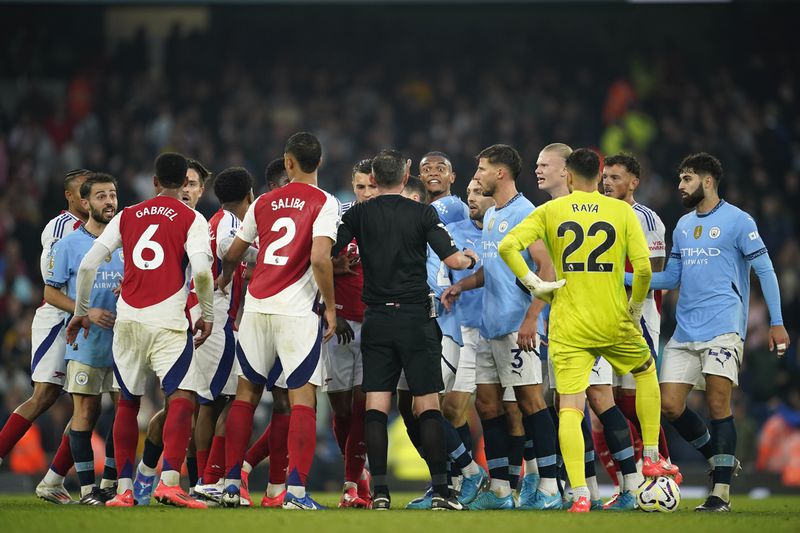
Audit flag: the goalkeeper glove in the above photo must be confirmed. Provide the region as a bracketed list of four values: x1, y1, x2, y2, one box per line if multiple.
[628, 298, 644, 332]
[521, 271, 566, 302]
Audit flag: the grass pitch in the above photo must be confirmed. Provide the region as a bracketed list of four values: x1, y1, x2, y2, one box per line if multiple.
[1, 493, 798, 533]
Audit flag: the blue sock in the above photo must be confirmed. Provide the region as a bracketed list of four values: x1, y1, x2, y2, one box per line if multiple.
[598, 407, 636, 475]
[523, 409, 558, 479]
[69, 429, 95, 492]
[481, 415, 509, 482]
[710, 416, 736, 485]
[507, 434, 525, 490]
[671, 408, 713, 460]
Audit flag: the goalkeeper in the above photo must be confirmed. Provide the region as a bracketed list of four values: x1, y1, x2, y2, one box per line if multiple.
[498, 148, 676, 513]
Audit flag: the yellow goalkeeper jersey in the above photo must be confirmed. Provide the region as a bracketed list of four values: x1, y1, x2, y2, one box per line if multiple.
[499, 190, 651, 348]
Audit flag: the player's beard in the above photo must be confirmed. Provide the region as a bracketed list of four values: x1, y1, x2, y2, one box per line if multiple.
[90, 205, 115, 224]
[681, 184, 705, 208]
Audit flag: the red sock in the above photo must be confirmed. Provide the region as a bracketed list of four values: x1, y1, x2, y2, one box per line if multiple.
[344, 396, 366, 483]
[658, 425, 670, 460]
[162, 398, 194, 474]
[115, 398, 141, 481]
[286, 405, 316, 487]
[244, 425, 270, 467]
[628, 420, 643, 463]
[203, 436, 226, 484]
[0, 413, 33, 459]
[196, 449, 210, 480]
[332, 414, 351, 455]
[49, 433, 74, 476]
[268, 413, 290, 484]
[618, 394, 638, 427]
[592, 428, 619, 488]
[224, 400, 256, 480]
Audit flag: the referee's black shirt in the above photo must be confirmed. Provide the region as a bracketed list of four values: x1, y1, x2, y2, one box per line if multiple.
[333, 194, 458, 305]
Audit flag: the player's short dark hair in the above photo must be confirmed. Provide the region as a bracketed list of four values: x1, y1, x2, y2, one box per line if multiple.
[566, 148, 600, 181]
[265, 158, 288, 188]
[422, 151, 451, 164]
[352, 158, 373, 177]
[64, 168, 91, 191]
[371, 149, 406, 187]
[285, 132, 322, 173]
[155, 152, 188, 188]
[604, 153, 641, 179]
[79, 172, 117, 199]
[679, 152, 723, 183]
[404, 176, 427, 202]
[187, 159, 211, 185]
[476, 144, 522, 180]
[214, 167, 254, 204]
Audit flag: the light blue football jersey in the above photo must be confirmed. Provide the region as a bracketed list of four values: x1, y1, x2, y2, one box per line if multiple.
[427, 245, 463, 345]
[46, 226, 123, 368]
[660, 200, 767, 343]
[431, 195, 469, 226]
[447, 218, 484, 329]
[481, 193, 538, 339]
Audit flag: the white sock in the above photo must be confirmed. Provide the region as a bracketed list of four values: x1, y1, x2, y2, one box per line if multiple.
[643, 445, 659, 462]
[586, 476, 600, 500]
[139, 462, 157, 477]
[80, 485, 93, 497]
[572, 485, 591, 500]
[462, 460, 480, 477]
[524, 459, 539, 475]
[615, 470, 624, 490]
[242, 461, 253, 474]
[287, 485, 306, 498]
[489, 478, 511, 497]
[343, 481, 357, 491]
[118, 478, 133, 492]
[225, 478, 242, 490]
[538, 476, 557, 495]
[43, 469, 65, 486]
[267, 483, 285, 497]
[711, 483, 730, 502]
[160, 470, 180, 487]
[100, 479, 115, 490]
[623, 472, 643, 492]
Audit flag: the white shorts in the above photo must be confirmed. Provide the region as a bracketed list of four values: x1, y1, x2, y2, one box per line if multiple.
[453, 327, 486, 394]
[237, 311, 323, 390]
[65, 360, 113, 395]
[30, 304, 68, 386]
[193, 316, 239, 404]
[589, 357, 613, 386]
[477, 332, 542, 388]
[397, 335, 461, 393]
[614, 320, 660, 389]
[502, 386, 516, 402]
[659, 333, 743, 391]
[322, 320, 363, 393]
[112, 321, 199, 398]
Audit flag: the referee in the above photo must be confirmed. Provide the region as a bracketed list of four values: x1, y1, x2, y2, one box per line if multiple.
[333, 149, 478, 511]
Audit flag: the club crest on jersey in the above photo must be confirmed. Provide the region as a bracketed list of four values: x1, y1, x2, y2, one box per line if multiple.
[693, 225, 703, 239]
[709, 227, 721, 239]
[119, 251, 124, 263]
[498, 220, 509, 233]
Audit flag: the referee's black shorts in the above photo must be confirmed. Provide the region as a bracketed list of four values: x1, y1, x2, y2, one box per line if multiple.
[361, 302, 443, 396]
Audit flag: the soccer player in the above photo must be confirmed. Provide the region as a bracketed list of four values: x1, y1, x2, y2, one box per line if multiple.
[134, 158, 211, 504]
[599, 153, 679, 506]
[216, 132, 339, 510]
[45, 173, 123, 504]
[442, 145, 561, 511]
[325, 159, 377, 508]
[420, 151, 469, 225]
[631, 153, 790, 511]
[191, 167, 256, 505]
[499, 148, 674, 513]
[0, 169, 89, 504]
[67, 152, 215, 508]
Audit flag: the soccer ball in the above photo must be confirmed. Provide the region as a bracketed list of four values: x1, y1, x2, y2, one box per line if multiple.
[637, 476, 681, 512]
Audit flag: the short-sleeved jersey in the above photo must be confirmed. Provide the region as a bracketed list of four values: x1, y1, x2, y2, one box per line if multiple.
[431, 195, 470, 226]
[237, 182, 339, 316]
[40, 211, 84, 281]
[46, 226, 123, 367]
[447, 218, 484, 329]
[504, 190, 650, 348]
[668, 200, 767, 343]
[209, 209, 245, 323]
[481, 193, 538, 339]
[334, 201, 365, 323]
[629, 202, 666, 324]
[96, 195, 211, 331]
[427, 245, 463, 345]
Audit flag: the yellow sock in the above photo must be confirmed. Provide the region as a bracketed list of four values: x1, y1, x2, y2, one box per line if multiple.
[558, 407, 586, 489]
[632, 362, 661, 448]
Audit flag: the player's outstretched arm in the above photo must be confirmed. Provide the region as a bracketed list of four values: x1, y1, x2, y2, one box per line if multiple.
[311, 235, 337, 343]
[441, 266, 484, 311]
[749, 251, 790, 357]
[443, 248, 479, 271]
